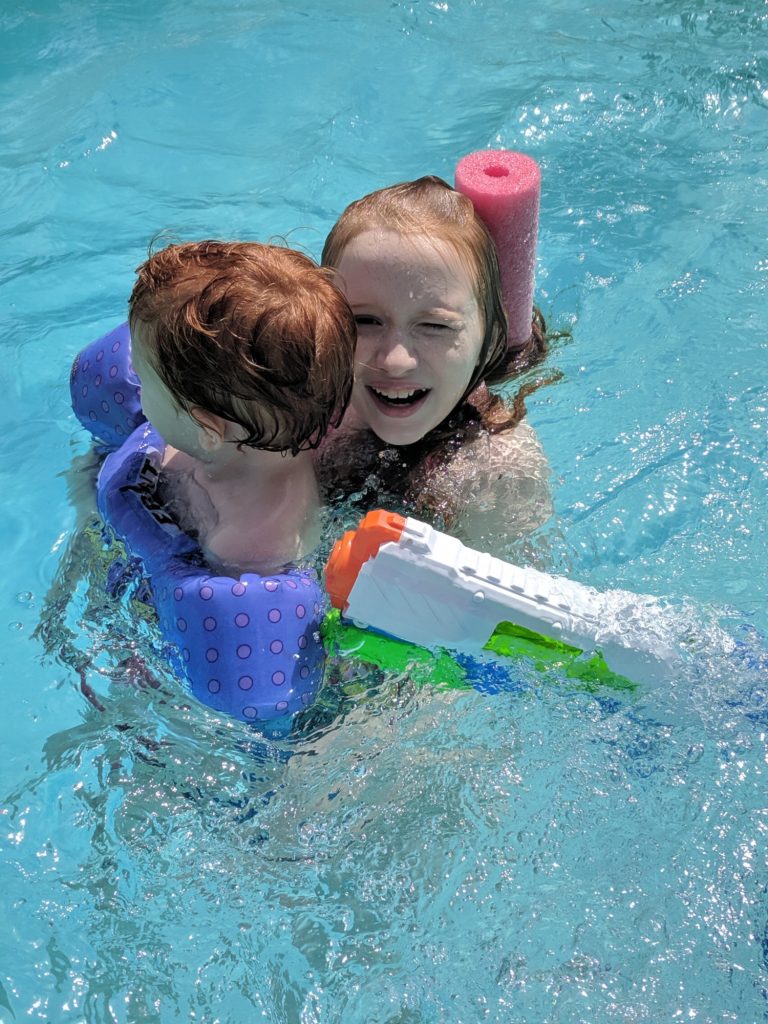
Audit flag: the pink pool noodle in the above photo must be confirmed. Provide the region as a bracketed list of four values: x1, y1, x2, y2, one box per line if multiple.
[455, 150, 541, 347]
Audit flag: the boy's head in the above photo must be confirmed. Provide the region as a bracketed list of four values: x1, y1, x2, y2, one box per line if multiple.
[128, 240, 356, 456]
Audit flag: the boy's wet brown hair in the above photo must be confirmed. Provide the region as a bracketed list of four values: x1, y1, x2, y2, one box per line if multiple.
[129, 240, 356, 455]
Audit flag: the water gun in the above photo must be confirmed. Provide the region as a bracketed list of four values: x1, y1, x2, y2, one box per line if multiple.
[324, 511, 682, 692]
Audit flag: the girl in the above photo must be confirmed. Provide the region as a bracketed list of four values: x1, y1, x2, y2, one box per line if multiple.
[317, 175, 556, 552]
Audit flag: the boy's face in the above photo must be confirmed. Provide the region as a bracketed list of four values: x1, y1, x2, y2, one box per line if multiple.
[131, 326, 210, 457]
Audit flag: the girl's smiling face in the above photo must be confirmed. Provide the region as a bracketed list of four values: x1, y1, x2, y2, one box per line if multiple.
[335, 228, 485, 446]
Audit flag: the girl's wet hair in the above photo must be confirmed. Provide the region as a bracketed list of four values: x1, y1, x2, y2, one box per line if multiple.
[129, 240, 356, 455]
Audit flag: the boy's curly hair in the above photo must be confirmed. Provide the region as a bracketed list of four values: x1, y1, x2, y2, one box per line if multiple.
[129, 240, 356, 455]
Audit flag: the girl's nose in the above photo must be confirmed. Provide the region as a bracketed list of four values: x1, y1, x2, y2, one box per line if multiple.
[372, 327, 418, 376]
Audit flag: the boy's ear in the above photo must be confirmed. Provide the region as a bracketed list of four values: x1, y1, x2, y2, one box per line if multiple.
[190, 406, 228, 452]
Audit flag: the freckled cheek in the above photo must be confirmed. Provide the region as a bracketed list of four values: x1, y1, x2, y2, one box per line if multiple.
[353, 337, 377, 372]
[350, 364, 370, 400]
[441, 344, 476, 373]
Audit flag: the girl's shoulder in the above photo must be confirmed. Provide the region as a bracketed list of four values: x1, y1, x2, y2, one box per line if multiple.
[469, 416, 546, 462]
[419, 419, 554, 549]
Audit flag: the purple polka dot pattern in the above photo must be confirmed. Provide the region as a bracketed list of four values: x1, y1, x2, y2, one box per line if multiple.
[161, 557, 326, 722]
[70, 322, 145, 449]
[77, 324, 327, 725]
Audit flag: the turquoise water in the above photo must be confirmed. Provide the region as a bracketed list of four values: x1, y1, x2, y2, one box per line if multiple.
[2, 1, 768, 1021]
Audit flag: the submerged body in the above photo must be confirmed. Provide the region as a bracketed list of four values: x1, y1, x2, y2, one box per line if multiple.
[319, 178, 554, 548]
[63, 241, 357, 724]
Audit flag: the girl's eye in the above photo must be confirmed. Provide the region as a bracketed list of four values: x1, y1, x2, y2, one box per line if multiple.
[420, 321, 453, 332]
[354, 314, 381, 327]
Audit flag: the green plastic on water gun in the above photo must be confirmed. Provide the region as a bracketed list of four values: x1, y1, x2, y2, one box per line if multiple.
[322, 609, 637, 694]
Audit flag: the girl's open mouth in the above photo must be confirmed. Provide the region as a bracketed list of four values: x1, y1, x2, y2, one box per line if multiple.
[367, 385, 429, 409]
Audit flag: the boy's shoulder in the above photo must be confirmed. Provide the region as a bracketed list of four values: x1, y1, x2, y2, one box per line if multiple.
[156, 447, 219, 544]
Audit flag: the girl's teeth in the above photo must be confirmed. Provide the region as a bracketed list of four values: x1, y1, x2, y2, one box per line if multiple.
[373, 387, 418, 399]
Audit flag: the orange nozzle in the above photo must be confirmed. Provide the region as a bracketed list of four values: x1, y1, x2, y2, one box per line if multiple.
[325, 510, 406, 610]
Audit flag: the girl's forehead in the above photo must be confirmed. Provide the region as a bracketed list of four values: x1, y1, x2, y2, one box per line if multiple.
[338, 229, 473, 290]
[342, 227, 453, 259]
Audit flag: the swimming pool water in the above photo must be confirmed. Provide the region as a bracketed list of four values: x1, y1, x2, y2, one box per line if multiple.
[1, 1, 767, 1021]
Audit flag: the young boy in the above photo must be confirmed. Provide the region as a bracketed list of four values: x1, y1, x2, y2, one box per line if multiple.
[127, 239, 356, 574]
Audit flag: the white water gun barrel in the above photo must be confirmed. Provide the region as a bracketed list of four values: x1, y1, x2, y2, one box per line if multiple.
[325, 511, 681, 688]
